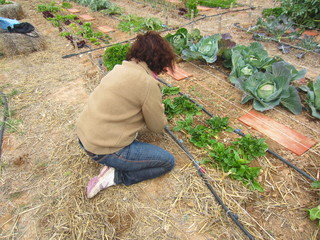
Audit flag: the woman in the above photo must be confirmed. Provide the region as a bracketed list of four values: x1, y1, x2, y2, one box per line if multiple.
[76, 31, 176, 199]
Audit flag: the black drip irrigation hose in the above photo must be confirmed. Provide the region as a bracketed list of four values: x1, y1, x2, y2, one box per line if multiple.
[0, 92, 8, 160]
[157, 77, 317, 182]
[165, 127, 255, 240]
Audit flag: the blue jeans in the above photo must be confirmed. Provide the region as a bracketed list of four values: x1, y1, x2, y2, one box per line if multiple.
[80, 140, 175, 186]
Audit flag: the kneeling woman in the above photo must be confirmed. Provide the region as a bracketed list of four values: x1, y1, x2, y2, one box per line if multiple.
[76, 31, 176, 198]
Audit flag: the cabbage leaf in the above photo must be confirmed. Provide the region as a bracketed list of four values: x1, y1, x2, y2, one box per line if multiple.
[299, 75, 320, 119]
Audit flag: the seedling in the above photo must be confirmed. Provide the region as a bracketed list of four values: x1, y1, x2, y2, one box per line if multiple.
[0, 0, 12, 4]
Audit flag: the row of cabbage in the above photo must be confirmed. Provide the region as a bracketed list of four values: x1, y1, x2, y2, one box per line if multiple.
[165, 28, 320, 119]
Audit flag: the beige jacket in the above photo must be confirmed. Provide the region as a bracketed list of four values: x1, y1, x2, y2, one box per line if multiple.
[76, 60, 167, 154]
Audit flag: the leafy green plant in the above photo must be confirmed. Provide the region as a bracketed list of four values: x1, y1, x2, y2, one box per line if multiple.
[277, 0, 320, 29]
[60, 31, 72, 37]
[118, 14, 164, 33]
[0, 0, 12, 4]
[103, 43, 131, 71]
[299, 75, 320, 119]
[198, 0, 236, 8]
[161, 86, 180, 96]
[297, 35, 320, 52]
[61, 2, 72, 9]
[232, 134, 268, 161]
[182, 34, 221, 63]
[76, 22, 110, 45]
[262, 7, 284, 18]
[163, 96, 203, 119]
[254, 15, 299, 42]
[100, 3, 122, 15]
[228, 42, 282, 83]
[165, 28, 189, 54]
[88, 0, 111, 11]
[47, 14, 77, 27]
[186, 0, 199, 18]
[37, 3, 60, 12]
[234, 61, 306, 114]
[229, 42, 282, 83]
[307, 181, 320, 226]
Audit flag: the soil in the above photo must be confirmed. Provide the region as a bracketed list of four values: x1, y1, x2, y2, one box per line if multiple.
[0, 0, 319, 240]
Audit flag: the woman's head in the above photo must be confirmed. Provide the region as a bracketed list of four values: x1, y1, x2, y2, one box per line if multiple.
[126, 31, 175, 75]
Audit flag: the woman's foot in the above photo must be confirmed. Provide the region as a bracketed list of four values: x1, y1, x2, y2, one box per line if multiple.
[86, 166, 116, 198]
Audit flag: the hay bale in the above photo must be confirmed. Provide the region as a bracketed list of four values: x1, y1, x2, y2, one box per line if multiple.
[0, 31, 46, 56]
[0, 1, 25, 20]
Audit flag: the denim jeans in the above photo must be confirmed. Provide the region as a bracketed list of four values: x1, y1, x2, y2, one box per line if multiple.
[80, 140, 175, 186]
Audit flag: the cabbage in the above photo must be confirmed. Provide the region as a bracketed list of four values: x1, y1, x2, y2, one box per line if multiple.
[182, 34, 221, 63]
[234, 61, 305, 114]
[164, 28, 189, 54]
[229, 42, 282, 84]
[257, 83, 275, 100]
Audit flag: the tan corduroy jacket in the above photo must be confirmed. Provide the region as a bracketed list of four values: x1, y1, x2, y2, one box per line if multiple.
[76, 60, 168, 154]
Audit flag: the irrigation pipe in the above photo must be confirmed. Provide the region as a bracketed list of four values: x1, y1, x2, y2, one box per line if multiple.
[165, 126, 256, 240]
[0, 92, 8, 160]
[157, 77, 317, 182]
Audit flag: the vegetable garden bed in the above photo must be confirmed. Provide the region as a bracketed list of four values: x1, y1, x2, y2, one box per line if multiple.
[0, 0, 319, 239]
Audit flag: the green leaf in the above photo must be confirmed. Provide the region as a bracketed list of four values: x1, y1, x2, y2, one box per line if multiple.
[311, 181, 320, 188]
[307, 205, 320, 226]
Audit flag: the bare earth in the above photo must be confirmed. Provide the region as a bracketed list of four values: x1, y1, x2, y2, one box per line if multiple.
[0, 0, 319, 240]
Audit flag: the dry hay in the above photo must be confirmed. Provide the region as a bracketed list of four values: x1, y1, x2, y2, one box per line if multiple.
[0, 31, 46, 56]
[0, 1, 25, 20]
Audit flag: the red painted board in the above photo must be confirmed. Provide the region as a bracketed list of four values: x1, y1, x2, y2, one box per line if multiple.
[67, 8, 80, 13]
[238, 110, 317, 156]
[79, 14, 95, 21]
[165, 65, 193, 81]
[97, 25, 115, 33]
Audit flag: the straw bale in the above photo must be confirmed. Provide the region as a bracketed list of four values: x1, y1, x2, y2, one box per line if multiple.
[0, 31, 46, 56]
[0, 1, 25, 20]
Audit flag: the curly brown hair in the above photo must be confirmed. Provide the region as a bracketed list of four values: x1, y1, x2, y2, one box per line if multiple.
[126, 31, 176, 75]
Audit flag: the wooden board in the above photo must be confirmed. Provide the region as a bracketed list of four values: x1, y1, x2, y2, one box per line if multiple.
[67, 8, 80, 13]
[238, 110, 317, 156]
[197, 6, 212, 11]
[165, 65, 193, 81]
[79, 14, 95, 21]
[97, 25, 115, 33]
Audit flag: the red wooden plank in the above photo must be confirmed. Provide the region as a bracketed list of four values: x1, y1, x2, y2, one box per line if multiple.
[165, 65, 193, 81]
[67, 8, 80, 13]
[238, 110, 317, 156]
[97, 25, 115, 33]
[79, 14, 95, 21]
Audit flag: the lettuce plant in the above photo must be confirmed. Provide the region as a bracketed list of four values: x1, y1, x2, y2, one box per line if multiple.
[234, 61, 306, 114]
[300, 76, 320, 119]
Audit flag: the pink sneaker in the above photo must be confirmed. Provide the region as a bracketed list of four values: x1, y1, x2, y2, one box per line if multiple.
[86, 166, 116, 198]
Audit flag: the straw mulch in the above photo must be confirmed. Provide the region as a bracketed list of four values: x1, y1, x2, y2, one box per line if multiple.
[0, 0, 319, 240]
[0, 1, 25, 20]
[0, 31, 46, 56]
